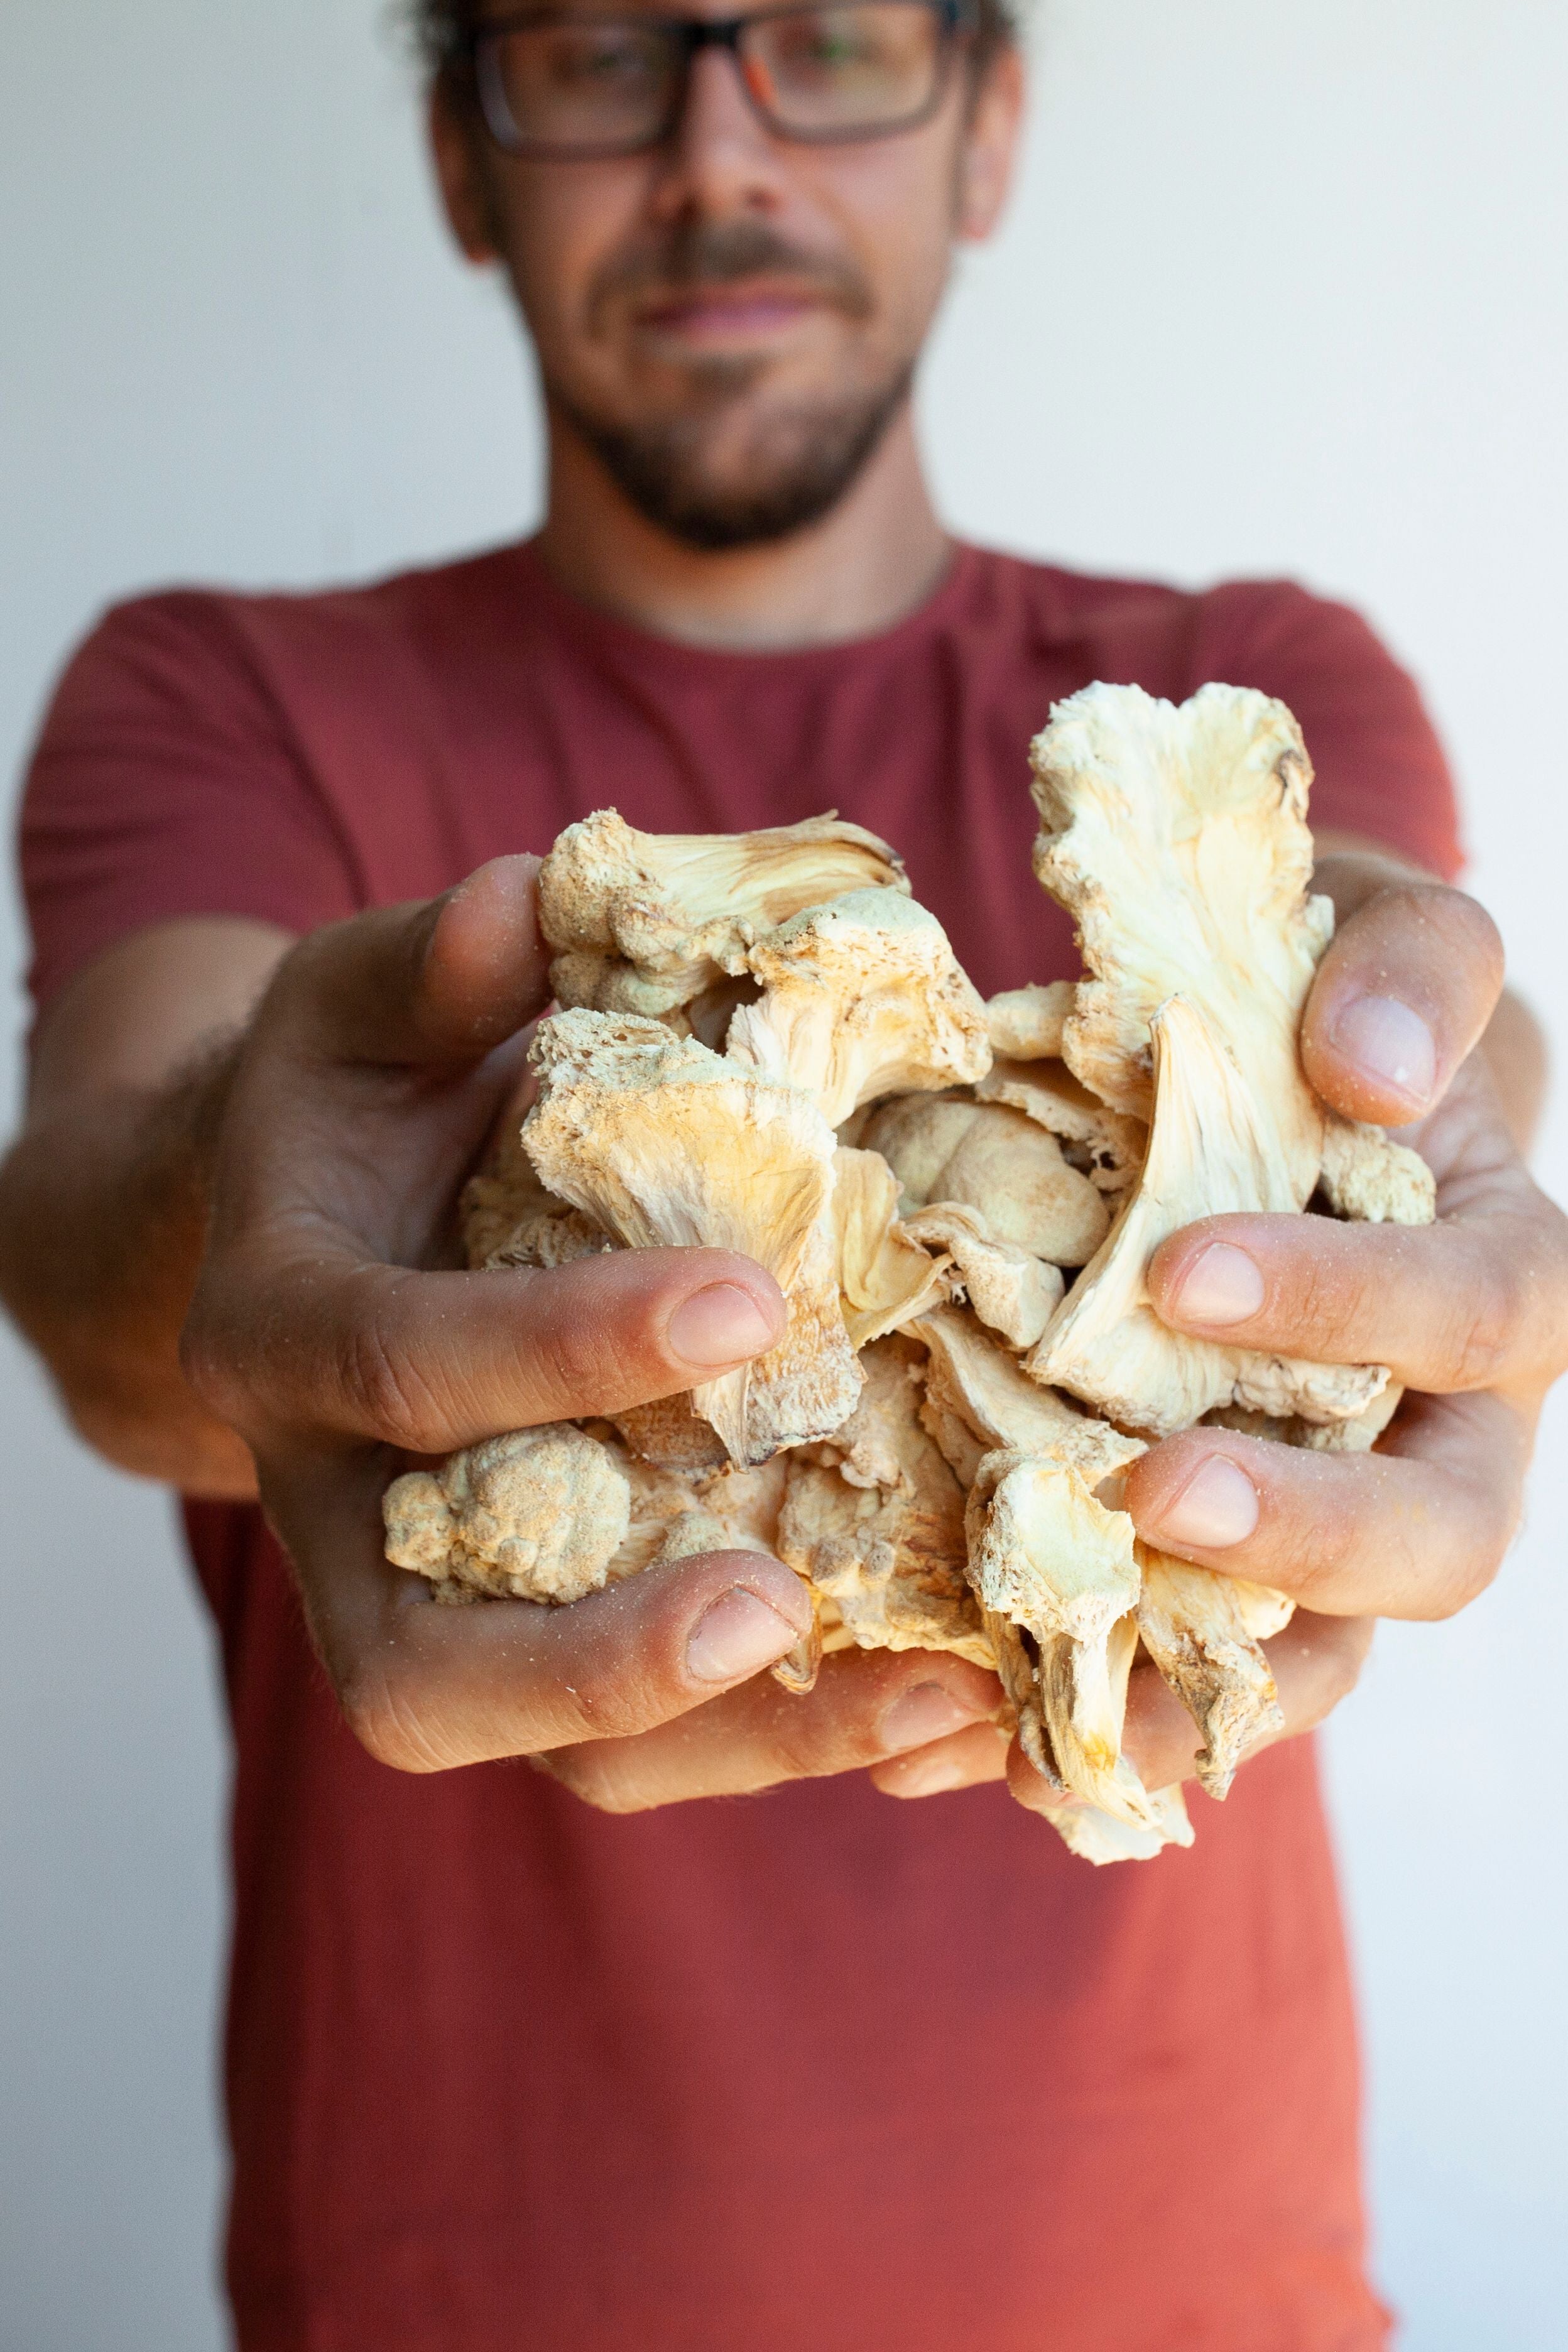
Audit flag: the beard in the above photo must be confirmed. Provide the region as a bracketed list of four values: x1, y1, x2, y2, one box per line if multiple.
[543, 220, 918, 552]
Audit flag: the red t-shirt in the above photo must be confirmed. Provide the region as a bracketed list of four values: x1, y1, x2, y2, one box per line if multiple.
[21, 543, 1461, 2352]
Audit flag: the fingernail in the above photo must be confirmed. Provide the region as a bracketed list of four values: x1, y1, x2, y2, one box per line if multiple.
[1155, 1455, 1260, 1551]
[1331, 994, 1436, 1111]
[880, 1682, 984, 1753]
[1172, 1243, 1265, 1328]
[667, 1282, 777, 1369]
[685, 1585, 800, 1683]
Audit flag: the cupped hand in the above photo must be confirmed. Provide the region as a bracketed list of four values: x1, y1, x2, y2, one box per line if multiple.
[997, 858, 1568, 1824]
[181, 858, 1001, 1791]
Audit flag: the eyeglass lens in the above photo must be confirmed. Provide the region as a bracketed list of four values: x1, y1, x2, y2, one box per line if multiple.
[477, 5, 952, 155]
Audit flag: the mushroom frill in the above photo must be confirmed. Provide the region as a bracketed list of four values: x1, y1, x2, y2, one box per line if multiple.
[385, 709, 1435, 1865]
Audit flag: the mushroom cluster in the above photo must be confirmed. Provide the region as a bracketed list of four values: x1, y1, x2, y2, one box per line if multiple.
[384, 685, 1435, 1863]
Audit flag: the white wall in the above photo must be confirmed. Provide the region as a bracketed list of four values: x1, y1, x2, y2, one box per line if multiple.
[1, 4, 1563, 2346]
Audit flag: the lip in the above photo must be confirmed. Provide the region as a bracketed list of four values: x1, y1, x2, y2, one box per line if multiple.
[633, 281, 830, 344]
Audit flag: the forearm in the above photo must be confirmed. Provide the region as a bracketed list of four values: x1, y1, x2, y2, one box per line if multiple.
[0, 1040, 258, 1496]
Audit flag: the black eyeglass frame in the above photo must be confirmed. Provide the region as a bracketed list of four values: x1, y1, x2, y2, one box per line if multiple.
[460, 0, 979, 160]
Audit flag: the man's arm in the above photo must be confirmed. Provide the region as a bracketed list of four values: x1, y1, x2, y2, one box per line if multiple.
[0, 868, 1003, 1799]
[0, 918, 294, 1496]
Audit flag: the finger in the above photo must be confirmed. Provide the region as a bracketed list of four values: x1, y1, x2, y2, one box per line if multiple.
[540, 1650, 1006, 1812]
[268, 855, 550, 1070]
[1300, 879, 1503, 1126]
[868, 1718, 1013, 1800]
[187, 1241, 786, 1454]
[268, 1444, 817, 1772]
[1123, 1390, 1530, 1618]
[1005, 1612, 1374, 1816]
[1147, 1186, 1568, 1398]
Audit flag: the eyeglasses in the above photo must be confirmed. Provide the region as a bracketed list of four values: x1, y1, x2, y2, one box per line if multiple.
[462, 1, 977, 159]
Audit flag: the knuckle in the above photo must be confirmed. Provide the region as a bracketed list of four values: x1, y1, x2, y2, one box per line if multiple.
[1442, 1270, 1523, 1392]
[338, 1654, 459, 1775]
[335, 1308, 449, 1449]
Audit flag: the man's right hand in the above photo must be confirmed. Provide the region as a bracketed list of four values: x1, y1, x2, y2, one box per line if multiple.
[181, 856, 1004, 1797]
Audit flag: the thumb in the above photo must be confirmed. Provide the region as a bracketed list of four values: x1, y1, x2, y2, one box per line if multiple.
[268, 855, 550, 1071]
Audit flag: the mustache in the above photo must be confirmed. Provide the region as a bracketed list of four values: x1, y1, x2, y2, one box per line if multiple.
[587, 220, 875, 328]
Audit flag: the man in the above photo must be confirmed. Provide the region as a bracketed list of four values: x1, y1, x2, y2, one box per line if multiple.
[3, 1, 1563, 2345]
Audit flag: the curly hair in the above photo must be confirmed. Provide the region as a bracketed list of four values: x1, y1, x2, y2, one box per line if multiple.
[406, 0, 1021, 83]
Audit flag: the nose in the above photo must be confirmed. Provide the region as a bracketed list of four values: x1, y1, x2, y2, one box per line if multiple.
[648, 39, 792, 222]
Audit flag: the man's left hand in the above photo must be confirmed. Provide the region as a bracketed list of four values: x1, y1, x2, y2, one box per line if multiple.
[878, 858, 1568, 1810]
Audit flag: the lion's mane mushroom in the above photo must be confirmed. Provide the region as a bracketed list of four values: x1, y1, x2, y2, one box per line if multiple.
[860, 1093, 1109, 1319]
[965, 1449, 1192, 1857]
[776, 1338, 993, 1687]
[1032, 996, 1394, 1435]
[539, 808, 907, 1020]
[523, 1009, 860, 1466]
[974, 1059, 1145, 1196]
[384, 1424, 633, 1604]
[1133, 1552, 1288, 1800]
[1025, 683, 1433, 1436]
[724, 890, 992, 1126]
[831, 1146, 952, 1347]
[898, 1204, 1063, 1351]
[1030, 680, 1334, 1139]
[984, 981, 1076, 1061]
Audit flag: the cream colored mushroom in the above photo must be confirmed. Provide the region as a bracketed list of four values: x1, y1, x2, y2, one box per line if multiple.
[1134, 1552, 1286, 1800]
[974, 1059, 1145, 1195]
[539, 808, 907, 1017]
[916, 1305, 1147, 1486]
[1030, 996, 1391, 1435]
[984, 980, 1075, 1061]
[776, 1339, 992, 1680]
[1319, 1114, 1437, 1224]
[858, 1093, 983, 1212]
[831, 1146, 951, 1348]
[524, 1010, 860, 1466]
[1030, 680, 1334, 1163]
[384, 1424, 633, 1604]
[964, 1448, 1182, 1842]
[861, 1092, 1107, 1266]
[898, 1204, 1063, 1351]
[724, 890, 991, 1127]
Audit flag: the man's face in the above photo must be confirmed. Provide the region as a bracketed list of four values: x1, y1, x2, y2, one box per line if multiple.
[433, 4, 1023, 546]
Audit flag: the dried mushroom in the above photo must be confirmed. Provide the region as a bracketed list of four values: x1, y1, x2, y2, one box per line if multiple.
[984, 980, 1075, 1061]
[831, 1146, 950, 1347]
[1319, 1114, 1437, 1225]
[900, 1204, 1064, 1351]
[383, 694, 1430, 1869]
[1031, 680, 1333, 1148]
[974, 1059, 1144, 1195]
[525, 1010, 861, 1465]
[966, 1450, 1188, 1849]
[384, 1424, 632, 1605]
[540, 807, 906, 1018]
[1032, 996, 1391, 1435]
[776, 1339, 993, 1682]
[1134, 1552, 1286, 1800]
[726, 890, 991, 1126]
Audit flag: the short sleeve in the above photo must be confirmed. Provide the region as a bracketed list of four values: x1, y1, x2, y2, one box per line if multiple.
[1193, 580, 1464, 882]
[19, 592, 364, 1014]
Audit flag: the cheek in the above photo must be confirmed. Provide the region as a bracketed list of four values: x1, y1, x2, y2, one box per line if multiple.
[813, 141, 961, 322]
[488, 165, 650, 342]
